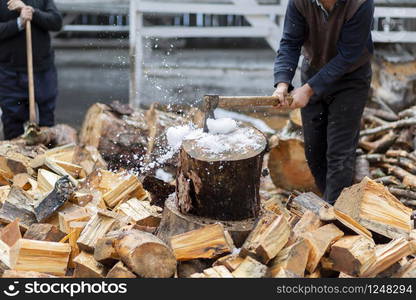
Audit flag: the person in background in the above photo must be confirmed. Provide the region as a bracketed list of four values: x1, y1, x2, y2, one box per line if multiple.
[273, 0, 374, 204]
[0, 0, 62, 139]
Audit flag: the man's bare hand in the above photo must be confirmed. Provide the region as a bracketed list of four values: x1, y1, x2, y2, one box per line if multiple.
[272, 82, 290, 108]
[20, 6, 34, 25]
[7, 0, 26, 12]
[290, 84, 314, 109]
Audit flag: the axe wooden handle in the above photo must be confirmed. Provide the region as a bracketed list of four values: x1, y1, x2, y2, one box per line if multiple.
[26, 20, 37, 124]
[217, 95, 293, 108]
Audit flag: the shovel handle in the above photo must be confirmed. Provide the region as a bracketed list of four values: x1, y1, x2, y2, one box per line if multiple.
[26, 21, 36, 124]
[217, 95, 293, 108]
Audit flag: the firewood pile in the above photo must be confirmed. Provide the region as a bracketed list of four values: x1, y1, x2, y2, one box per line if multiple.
[357, 106, 416, 209]
[0, 101, 415, 279]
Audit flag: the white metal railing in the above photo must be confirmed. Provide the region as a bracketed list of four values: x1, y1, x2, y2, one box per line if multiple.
[129, 0, 287, 107]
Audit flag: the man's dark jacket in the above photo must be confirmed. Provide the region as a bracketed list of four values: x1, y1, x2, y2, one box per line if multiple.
[0, 0, 62, 72]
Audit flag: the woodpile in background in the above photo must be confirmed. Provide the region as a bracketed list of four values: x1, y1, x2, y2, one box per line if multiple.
[0, 101, 415, 278]
[357, 105, 416, 210]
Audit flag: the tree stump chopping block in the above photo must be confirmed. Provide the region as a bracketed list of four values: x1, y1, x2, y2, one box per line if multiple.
[176, 125, 267, 221]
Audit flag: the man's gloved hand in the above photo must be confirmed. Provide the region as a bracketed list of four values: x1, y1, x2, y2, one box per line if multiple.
[7, 0, 26, 12]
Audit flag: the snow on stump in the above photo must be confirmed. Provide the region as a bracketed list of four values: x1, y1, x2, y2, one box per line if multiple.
[176, 121, 267, 221]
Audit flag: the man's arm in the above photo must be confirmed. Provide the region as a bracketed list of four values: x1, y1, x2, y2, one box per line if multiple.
[308, 0, 375, 96]
[273, 0, 307, 88]
[0, 19, 20, 40]
[31, 0, 62, 32]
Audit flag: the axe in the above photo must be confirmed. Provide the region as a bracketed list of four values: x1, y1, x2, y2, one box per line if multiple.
[201, 95, 293, 132]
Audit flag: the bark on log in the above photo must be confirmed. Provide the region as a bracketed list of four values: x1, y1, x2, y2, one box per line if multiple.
[113, 229, 177, 278]
[176, 124, 266, 221]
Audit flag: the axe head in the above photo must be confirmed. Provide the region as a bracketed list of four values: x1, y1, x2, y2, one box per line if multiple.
[202, 95, 219, 133]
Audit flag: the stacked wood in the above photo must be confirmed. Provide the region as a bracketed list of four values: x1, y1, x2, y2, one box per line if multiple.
[357, 102, 416, 209]
[0, 101, 415, 279]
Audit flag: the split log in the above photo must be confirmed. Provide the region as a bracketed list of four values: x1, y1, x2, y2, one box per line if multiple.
[37, 169, 61, 194]
[58, 206, 91, 234]
[73, 251, 107, 278]
[241, 212, 290, 264]
[176, 124, 266, 221]
[0, 153, 30, 182]
[94, 237, 120, 266]
[334, 177, 412, 239]
[23, 224, 65, 242]
[116, 198, 162, 227]
[361, 238, 414, 277]
[72, 145, 107, 177]
[302, 224, 344, 273]
[288, 210, 322, 245]
[113, 229, 177, 278]
[213, 254, 244, 272]
[0, 187, 36, 231]
[286, 192, 329, 217]
[10, 239, 71, 276]
[268, 131, 319, 194]
[268, 239, 311, 278]
[34, 176, 75, 222]
[102, 174, 145, 208]
[329, 235, 376, 277]
[77, 210, 119, 252]
[12, 173, 33, 190]
[0, 219, 21, 247]
[170, 224, 234, 261]
[231, 256, 267, 278]
[156, 195, 254, 248]
[106, 261, 136, 278]
[44, 158, 78, 187]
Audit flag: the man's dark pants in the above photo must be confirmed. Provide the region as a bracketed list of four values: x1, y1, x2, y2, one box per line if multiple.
[300, 60, 371, 204]
[0, 66, 57, 140]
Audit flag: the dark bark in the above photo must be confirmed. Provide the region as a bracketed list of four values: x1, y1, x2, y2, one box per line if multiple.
[176, 132, 266, 221]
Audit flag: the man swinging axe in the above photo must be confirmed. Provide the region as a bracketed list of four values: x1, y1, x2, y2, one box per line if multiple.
[0, 0, 62, 140]
[273, 0, 374, 204]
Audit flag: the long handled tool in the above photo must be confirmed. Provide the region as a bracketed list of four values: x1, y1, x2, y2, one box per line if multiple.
[26, 20, 37, 125]
[201, 95, 293, 132]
